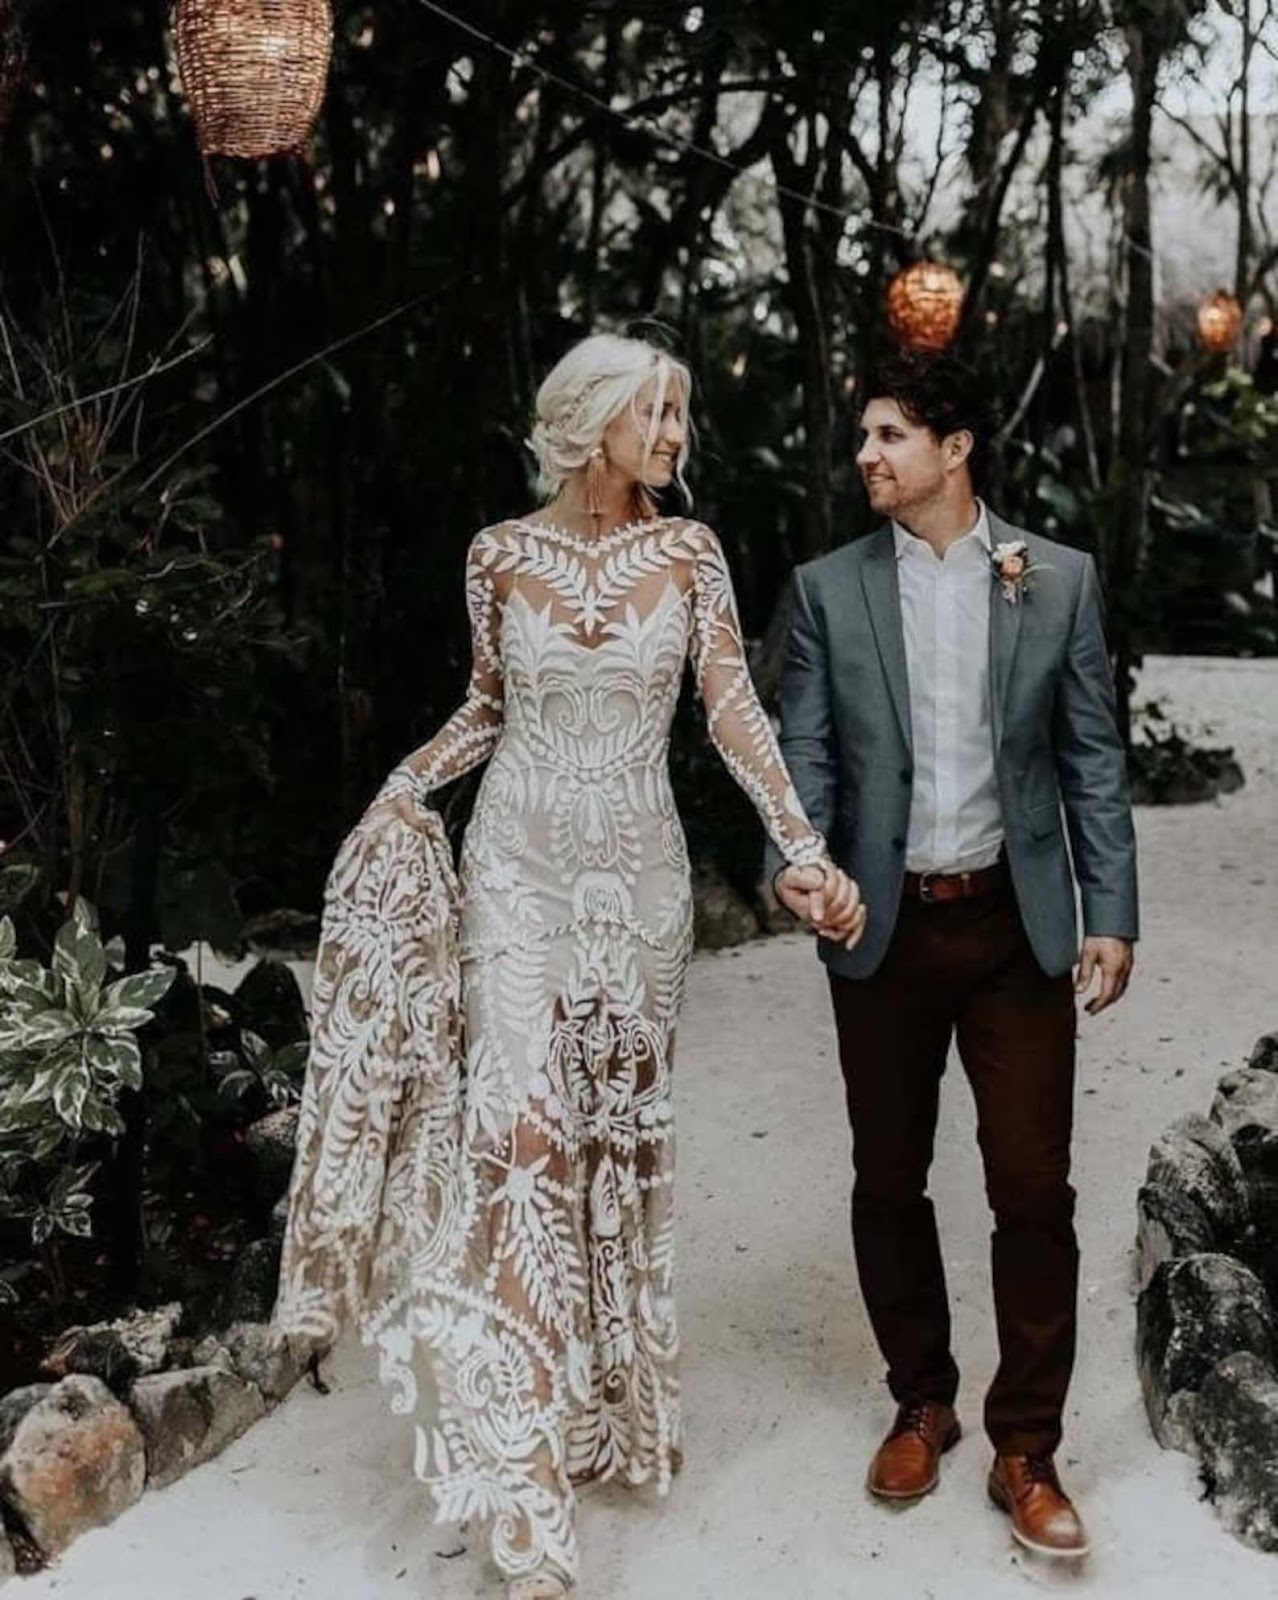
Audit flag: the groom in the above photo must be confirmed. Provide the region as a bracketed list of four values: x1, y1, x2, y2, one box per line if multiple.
[770, 350, 1137, 1559]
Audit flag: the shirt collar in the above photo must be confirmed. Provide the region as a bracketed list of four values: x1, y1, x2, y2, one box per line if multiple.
[893, 500, 991, 561]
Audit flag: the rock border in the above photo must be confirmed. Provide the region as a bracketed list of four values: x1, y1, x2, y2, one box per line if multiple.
[0, 954, 321, 1578]
[1136, 1029, 1278, 1550]
[0, 1294, 314, 1578]
[0, 1287, 315, 1578]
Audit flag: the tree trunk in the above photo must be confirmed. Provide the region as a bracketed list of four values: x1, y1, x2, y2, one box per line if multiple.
[768, 105, 837, 559]
[1235, 0, 1254, 304]
[1109, 22, 1162, 746]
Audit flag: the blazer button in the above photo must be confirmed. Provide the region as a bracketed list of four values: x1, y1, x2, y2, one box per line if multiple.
[900, 768, 913, 784]
[891, 836, 905, 852]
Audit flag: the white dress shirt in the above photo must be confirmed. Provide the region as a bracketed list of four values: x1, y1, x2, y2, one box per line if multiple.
[893, 503, 1005, 874]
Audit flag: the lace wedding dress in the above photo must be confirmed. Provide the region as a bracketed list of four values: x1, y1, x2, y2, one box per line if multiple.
[274, 516, 827, 1584]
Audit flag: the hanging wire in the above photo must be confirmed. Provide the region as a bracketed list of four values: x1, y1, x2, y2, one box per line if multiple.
[411, 0, 914, 241]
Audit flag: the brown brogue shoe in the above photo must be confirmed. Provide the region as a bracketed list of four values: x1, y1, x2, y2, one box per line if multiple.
[866, 1401, 961, 1501]
[988, 1453, 1090, 1559]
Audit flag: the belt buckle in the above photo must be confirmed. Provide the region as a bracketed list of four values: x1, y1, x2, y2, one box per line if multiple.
[917, 871, 937, 904]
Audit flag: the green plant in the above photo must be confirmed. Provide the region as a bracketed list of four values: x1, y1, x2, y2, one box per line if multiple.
[0, 268, 304, 950]
[1128, 698, 1245, 805]
[212, 1032, 308, 1110]
[0, 900, 173, 1300]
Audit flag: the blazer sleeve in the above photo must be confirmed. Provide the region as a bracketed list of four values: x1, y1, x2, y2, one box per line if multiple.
[763, 565, 840, 886]
[1052, 555, 1139, 940]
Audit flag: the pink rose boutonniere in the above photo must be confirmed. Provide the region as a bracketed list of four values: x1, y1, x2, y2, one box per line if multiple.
[990, 538, 1043, 604]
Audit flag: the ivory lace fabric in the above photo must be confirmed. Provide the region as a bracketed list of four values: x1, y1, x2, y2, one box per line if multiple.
[274, 516, 826, 1581]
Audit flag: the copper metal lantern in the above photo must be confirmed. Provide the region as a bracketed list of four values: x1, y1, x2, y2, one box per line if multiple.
[1196, 291, 1243, 354]
[173, 0, 333, 161]
[886, 261, 965, 352]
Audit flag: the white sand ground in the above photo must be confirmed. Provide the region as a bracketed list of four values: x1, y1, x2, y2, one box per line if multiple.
[14, 655, 1278, 1600]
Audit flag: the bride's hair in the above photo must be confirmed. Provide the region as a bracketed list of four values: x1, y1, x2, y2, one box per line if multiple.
[529, 332, 693, 502]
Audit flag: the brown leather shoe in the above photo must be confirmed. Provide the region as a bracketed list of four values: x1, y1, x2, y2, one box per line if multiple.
[988, 1453, 1090, 1558]
[866, 1401, 961, 1500]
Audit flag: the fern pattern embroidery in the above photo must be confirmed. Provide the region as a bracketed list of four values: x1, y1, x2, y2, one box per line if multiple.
[274, 516, 829, 1585]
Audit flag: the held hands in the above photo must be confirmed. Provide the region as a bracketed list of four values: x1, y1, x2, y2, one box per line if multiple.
[775, 861, 868, 951]
[1074, 936, 1134, 1014]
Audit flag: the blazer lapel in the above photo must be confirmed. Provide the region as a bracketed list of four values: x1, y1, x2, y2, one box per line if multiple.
[987, 512, 1024, 752]
[859, 526, 913, 754]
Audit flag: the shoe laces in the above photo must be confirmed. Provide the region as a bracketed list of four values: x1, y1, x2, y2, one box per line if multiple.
[893, 1400, 938, 1441]
[1023, 1453, 1061, 1489]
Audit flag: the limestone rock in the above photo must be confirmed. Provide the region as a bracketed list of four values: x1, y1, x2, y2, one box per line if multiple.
[0, 1386, 51, 1456]
[1195, 1352, 1278, 1551]
[243, 1108, 300, 1202]
[0, 1375, 145, 1556]
[129, 1366, 266, 1491]
[1212, 1066, 1278, 1148]
[189, 1335, 235, 1373]
[692, 865, 760, 951]
[1135, 1114, 1250, 1291]
[1135, 1184, 1217, 1293]
[1211, 1068, 1278, 1290]
[217, 1323, 308, 1406]
[185, 1326, 307, 1406]
[1136, 1253, 1278, 1452]
[41, 1303, 184, 1393]
[217, 1236, 283, 1327]
[1249, 1032, 1278, 1075]
[234, 958, 308, 1051]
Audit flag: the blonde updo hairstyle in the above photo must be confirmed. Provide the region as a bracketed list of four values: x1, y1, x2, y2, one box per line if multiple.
[529, 333, 693, 503]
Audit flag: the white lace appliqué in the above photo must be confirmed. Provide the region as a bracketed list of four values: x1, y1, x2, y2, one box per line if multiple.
[274, 517, 827, 1582]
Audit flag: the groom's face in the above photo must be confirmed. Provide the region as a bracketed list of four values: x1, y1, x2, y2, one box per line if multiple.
[857, 398, 953, 518]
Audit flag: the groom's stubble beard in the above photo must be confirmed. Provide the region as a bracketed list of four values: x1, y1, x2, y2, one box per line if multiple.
[861, 456, 948, 528]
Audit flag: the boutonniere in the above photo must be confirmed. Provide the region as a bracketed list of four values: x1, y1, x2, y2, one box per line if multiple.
[990, 539, 1041, 604]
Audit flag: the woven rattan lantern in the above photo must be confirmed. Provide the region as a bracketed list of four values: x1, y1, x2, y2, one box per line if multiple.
[887, 261, 965, 352]
[1196, 290, 1244, 354]
[174, 0, 333, 161]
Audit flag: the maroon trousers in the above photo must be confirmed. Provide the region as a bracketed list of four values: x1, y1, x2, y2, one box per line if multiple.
[827, 878, 1078, 1457]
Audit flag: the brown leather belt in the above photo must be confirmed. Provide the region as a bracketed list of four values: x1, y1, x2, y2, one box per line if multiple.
[902, 859, 1008, 904]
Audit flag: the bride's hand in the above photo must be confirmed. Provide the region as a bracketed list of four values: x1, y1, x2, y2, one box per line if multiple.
[364, 793, 427, 831]
[362, 770, 437, 836]
[775, 861, 867, 950]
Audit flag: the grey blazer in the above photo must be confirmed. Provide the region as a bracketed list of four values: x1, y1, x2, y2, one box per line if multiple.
[764, 513, 1139, 979]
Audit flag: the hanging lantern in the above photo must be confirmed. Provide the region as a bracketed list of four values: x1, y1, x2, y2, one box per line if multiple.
[1195, 291, 1243, 354]
[886, 261, 965, 352]
[173, 0, 333, 161]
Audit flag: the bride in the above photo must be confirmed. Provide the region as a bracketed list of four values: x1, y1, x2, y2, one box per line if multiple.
[273, 332, 866, 1597]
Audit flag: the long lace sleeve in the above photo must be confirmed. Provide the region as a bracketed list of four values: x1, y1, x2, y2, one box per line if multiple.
[378, 533, 504, 806]
[687, 524, 829, 869]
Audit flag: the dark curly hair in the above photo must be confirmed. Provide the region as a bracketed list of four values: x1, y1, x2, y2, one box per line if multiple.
[862, 349, 998, 492]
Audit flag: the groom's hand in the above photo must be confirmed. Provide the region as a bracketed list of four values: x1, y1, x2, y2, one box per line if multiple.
[775, 862, 867, 950]
[1074, 936, 1134, 1014]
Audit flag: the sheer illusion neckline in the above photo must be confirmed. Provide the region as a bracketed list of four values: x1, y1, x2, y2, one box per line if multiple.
[509, 515, 671, 554]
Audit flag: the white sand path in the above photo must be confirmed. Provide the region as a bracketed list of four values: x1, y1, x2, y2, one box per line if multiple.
[15, 655, 1278, 1600]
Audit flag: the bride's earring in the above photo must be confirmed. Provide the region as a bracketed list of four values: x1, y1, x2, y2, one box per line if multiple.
[586, 447, 606, 528]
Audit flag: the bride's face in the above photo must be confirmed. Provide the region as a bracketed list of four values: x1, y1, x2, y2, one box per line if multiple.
[601, 376, 687, 490]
